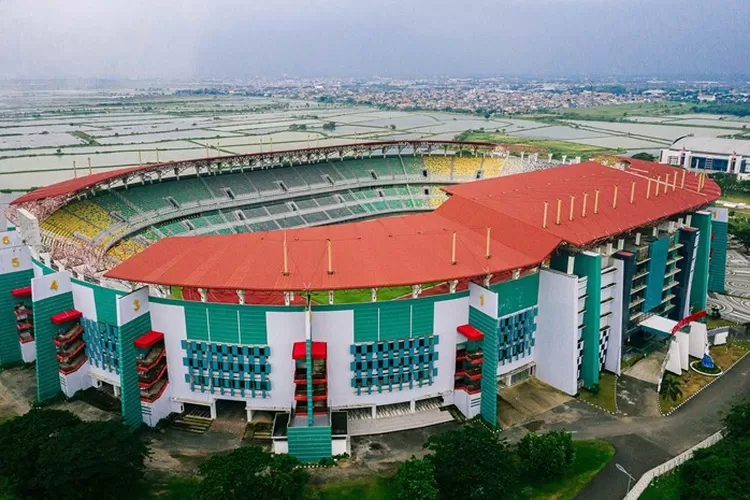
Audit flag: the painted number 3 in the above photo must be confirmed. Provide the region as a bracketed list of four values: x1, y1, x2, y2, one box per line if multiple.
[133, 299, 141, 312]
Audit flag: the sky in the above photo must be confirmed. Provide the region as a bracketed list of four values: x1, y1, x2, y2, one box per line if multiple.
[1, 0, 749, 80]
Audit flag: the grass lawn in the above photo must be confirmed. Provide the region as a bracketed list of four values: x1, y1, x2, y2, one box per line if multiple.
[517, 440, 615, 500]
[705, 316, 738, 329]
[578, 372, 617, 413]
[720, 191, 750, 205]
[145, 476, 200, 499]
[549, 102, 693, 121]
[306, 475, 396, 500]
[639, 471, 681, 500]
[660, 341, 750, 413]
[310, 286, 414, 304]
[457, 131, 623, 160]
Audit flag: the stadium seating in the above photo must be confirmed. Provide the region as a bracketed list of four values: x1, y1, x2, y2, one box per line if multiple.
[480, 156, 502, 177]
[452, 157, 483, 178]
[40, 156, 459, 265]
[424, 156, 452, 177]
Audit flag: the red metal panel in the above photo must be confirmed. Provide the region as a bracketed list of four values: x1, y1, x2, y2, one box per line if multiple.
[133, 331, 164, 349]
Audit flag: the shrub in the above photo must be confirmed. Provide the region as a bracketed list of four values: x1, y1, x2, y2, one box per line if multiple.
[518, 430, 575, 480]
[395, 457, 438, 500]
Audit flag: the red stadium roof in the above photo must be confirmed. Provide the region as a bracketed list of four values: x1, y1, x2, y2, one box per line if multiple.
[104, 159, 719, 291]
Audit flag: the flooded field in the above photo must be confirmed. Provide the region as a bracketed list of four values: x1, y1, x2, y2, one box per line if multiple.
[2, 90, 750, 189]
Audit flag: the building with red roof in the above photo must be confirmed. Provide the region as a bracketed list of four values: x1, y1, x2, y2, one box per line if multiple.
[2, 141, 724, 462]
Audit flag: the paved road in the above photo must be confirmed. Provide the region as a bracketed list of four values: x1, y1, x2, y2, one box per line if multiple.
[527, 352, 750, 500]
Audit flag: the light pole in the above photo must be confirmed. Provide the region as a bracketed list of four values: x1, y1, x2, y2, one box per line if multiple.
[616, 463, 636, 495]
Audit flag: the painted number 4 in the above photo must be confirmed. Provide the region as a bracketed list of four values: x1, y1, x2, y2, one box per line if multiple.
[49, 280, 58, 291]
[133, 299, 141, 312]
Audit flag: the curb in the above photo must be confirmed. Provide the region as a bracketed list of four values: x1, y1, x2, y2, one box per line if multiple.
[659, 348, 750, 417]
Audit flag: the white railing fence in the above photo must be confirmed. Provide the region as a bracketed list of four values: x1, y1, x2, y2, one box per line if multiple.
[624, 429, 724, 499]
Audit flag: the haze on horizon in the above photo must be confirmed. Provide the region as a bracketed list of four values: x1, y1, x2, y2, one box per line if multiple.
[1, 0, 749, 81]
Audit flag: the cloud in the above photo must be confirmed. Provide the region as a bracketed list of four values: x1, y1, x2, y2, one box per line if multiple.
[0, 0, 748, 79]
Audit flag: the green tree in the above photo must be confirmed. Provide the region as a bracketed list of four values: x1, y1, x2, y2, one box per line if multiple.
[0, 410, 149, 500]
[36, 421, 150, 500]
[198, 446, 309, 500]
[518, 430, 575, 480]
[680, 439, 750, 500]
[631, 152, 656, 161]
[322, 121, 336, 131]
[424, 426, 519, 499]
[722, 398, 750, 440]
[729, 217, 750, 252]
[0, 409, 81, 498]
[389, 124, 396, 130]
[660, 375, 683, 402]
[395, 457, 439, 500]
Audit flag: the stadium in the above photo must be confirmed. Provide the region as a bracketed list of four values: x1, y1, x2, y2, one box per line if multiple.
[0, 140, 726, 462]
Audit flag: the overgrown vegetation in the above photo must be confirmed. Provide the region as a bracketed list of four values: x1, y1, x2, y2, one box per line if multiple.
[642, 399, 750, 500]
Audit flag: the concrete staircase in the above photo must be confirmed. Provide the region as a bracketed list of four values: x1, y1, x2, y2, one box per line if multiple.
[172, 406, 213, 434]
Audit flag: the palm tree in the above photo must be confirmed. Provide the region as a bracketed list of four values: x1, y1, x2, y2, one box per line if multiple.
[660, 376, 683, 402]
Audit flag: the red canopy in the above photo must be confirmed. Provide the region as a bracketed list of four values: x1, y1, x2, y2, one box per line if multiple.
[457, 324, 484, 342]
[292, 341, 327, 360]
[134, 331, 164, 349]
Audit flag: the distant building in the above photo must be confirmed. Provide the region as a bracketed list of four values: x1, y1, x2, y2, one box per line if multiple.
[660, 137, 750, 178]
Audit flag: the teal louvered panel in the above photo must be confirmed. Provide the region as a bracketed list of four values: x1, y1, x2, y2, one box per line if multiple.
[353, 307, 378, 343]
[239, 307, 267, 344]
[379, 301, 410, 341]
[208, 306, 239, 344]
[184, 303, 209, 341]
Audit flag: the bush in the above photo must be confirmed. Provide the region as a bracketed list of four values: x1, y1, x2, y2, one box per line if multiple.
[198, 446, 309, 500]
[395, 457, 438, 500]
[518, 430, 575, 480]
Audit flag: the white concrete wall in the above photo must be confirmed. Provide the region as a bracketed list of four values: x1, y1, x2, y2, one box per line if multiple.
[535, 269, 579, 396]
[312, 296, 466, 410]
[151, 301, 209, 413]
[141, 391, 172, 427]
[260, 310, 305, 410]
[21, 340, 35, 363]
[59, 363, 91, 397]
[71, 282, 96, 321]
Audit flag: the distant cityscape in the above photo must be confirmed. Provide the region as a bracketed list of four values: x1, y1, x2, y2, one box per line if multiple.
[165, 77, 750, 115]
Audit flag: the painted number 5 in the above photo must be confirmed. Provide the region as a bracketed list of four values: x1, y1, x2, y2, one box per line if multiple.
[1, 236, 9, 245]
[133, 299, 141, 312]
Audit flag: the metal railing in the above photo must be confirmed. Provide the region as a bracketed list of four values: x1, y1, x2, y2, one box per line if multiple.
[623, 430, 724, 499]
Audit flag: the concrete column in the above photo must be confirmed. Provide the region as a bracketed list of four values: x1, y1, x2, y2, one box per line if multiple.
[411, 285, 421, 298]
[410, 400, 416, 413]
[246, 407, 253, 422]
[210, 402, 217, 420]
[566, 255, 575, 275]
[198, 288, 207, 302]
[328, 290, 334, 305]
[618, 238, 625, 250]
[371, 288, 377, 302]
[237, 289, 245, 305]
[113, 385, 120, 397]
[449, 280, 458, 293]
[371, 406, 377, 418]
